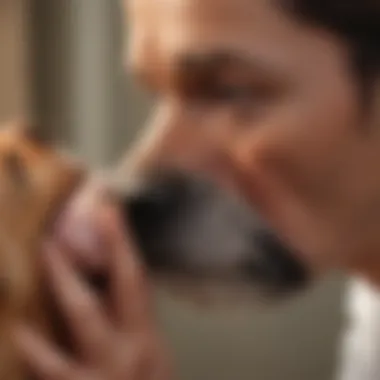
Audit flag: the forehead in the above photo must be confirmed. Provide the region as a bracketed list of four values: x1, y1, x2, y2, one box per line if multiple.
[127, 0, 274, 28]
[126, 0, 295, 56]
[124, 0, 346, 81]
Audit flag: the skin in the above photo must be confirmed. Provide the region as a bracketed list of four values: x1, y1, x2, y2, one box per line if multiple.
[123, 0, 380, 280]
[13, 197, 172, 380]
[12, 0, 380, 379]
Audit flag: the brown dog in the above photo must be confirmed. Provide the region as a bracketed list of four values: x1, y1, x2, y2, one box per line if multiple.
[0, 124, 84, 380]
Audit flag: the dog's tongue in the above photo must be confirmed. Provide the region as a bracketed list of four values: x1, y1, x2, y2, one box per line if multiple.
[53, 180, 109, 271]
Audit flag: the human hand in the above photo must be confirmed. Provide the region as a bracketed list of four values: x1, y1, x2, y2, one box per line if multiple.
[12, 180, 173, 380]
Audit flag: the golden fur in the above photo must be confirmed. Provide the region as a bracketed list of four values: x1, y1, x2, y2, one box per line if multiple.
[0, 123, 83, 380]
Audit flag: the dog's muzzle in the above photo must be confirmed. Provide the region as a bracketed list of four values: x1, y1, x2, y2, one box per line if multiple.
[120, 170, 310, 301]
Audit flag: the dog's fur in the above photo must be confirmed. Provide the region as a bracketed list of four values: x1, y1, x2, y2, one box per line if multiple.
[0, 124, 84, 380]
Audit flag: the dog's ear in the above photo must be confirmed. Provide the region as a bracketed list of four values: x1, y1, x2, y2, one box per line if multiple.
[11, 120, 49, 144]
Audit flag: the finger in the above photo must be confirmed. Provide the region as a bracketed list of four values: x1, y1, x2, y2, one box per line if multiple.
[99, 206, 153, 329]
[42, 242, 112, 359]
[12, 323, 76, 380]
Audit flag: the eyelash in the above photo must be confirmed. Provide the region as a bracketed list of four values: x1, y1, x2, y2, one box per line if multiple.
[201, 83, 274, 107]
[211, 84, 252, 102]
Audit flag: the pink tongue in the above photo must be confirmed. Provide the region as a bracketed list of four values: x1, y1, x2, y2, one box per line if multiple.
[53, 182, 108, 271]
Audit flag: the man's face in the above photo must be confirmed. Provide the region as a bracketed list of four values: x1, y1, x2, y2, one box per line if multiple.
[122, 0, 380, 298]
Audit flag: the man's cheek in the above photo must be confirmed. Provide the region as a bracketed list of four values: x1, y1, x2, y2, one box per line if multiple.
[223, 127, 347, 272]
[242, 155, 343, 272]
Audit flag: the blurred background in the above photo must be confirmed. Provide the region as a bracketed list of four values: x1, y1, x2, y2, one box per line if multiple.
[1, 0, 347, 379]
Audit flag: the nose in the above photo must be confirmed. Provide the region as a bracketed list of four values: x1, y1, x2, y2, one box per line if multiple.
[120, 171, 192, 272]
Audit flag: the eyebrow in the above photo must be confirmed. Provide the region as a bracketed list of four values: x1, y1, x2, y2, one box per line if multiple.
[131, 49, 283, 92]
[176, 50, 280, 78]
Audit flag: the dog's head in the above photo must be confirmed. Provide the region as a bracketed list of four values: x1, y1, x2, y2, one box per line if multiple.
[120, 0, 380, 302]
[121, 170, 309, 304]
[0, 124, 84, 379]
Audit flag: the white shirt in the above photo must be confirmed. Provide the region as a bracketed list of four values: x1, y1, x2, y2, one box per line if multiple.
[337, 279, 380, 380]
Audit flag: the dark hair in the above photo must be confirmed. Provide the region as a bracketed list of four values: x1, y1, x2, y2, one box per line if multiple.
[285, 1, 380, 98]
